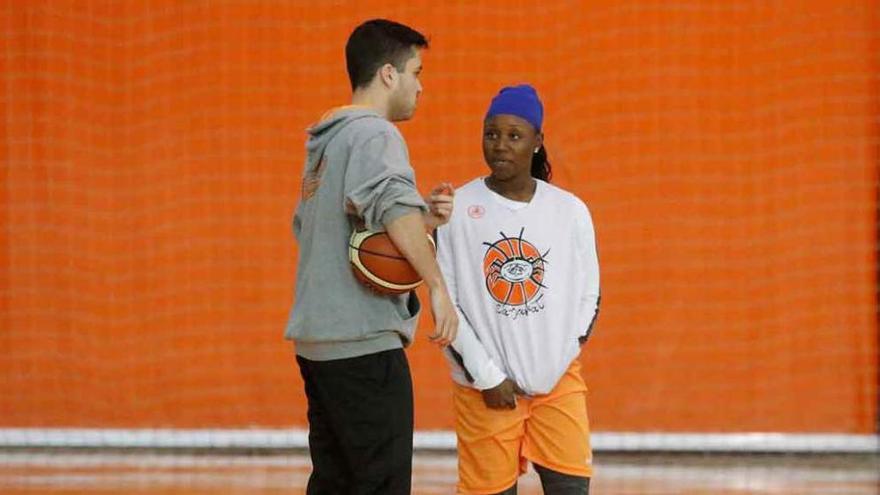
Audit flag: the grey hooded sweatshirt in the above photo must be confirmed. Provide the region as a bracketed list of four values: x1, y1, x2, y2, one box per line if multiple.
[285, 107, 428, 361]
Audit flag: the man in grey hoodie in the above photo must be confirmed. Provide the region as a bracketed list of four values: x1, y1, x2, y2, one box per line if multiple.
[285, 19, 458, 494]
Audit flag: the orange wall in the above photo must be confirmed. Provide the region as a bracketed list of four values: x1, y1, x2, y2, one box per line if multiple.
[1, 1, 877, 433]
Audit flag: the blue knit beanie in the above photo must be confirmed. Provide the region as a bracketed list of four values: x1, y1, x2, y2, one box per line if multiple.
[485, 84, 543, 131]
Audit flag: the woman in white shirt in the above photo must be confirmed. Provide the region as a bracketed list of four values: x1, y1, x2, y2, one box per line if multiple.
[436, 84, 600, 495]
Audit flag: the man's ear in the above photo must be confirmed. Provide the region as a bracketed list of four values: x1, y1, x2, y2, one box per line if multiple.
[378, 63, 398, 89]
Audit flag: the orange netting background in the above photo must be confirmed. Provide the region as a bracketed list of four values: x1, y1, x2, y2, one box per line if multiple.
[1, 0, 877, 434]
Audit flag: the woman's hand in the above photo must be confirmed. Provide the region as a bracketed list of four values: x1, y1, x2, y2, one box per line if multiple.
[481, 379, 525, 410]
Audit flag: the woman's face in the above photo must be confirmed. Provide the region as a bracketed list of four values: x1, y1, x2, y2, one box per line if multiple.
[482, 114, 542, 182]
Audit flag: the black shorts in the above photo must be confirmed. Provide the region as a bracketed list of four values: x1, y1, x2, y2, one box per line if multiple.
[296, 348, 414, 495]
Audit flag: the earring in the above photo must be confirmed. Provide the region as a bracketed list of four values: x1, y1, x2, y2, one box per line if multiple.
[533, 147, 540, 153]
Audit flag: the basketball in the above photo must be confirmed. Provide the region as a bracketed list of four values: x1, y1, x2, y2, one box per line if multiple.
[349, 229, 436, 295]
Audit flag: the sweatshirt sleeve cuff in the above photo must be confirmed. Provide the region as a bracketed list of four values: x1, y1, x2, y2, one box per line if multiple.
[472, 361, 507, 391]
[380, 204, 424, 229]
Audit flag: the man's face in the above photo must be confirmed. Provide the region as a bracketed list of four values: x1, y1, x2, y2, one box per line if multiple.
[388, 49, 423, 122]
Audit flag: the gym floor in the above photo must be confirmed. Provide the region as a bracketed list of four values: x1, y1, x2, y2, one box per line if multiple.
[1, 451, 877, 494]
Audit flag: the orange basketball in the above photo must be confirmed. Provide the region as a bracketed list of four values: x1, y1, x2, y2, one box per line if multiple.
[349, 229, 436, 295]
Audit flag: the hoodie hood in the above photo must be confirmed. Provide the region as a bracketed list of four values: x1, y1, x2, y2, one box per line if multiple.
[305, 106, 382, 169]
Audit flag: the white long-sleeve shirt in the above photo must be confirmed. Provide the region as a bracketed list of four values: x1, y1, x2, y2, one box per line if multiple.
[436, 177, 600, 395]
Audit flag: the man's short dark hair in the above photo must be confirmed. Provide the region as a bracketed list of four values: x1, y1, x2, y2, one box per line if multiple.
[345, 19, 429, 91]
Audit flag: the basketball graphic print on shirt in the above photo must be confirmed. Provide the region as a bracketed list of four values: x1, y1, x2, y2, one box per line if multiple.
[482, 228, 549, 319]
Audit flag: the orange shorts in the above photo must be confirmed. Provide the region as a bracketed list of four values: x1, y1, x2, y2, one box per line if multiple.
[453, 359, 593, 494]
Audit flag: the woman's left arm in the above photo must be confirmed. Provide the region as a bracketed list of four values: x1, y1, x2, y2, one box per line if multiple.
[575, 202, 601, 344]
